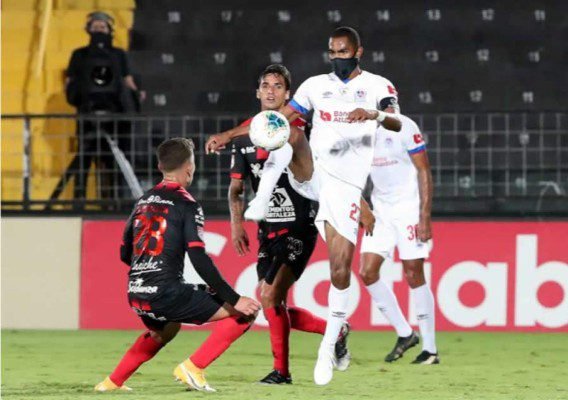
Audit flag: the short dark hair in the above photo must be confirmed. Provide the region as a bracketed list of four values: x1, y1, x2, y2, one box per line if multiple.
[157, 138, 195, 172]
[258, 64, 291, 90]
[330, 26, 361, 48]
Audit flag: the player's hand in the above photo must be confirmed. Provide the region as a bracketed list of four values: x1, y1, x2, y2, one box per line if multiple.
[347, 108, 377, 123]
[417, 216, 432, 242]
[205, 132, 230, 154]
[234, 296, 261, 316]
[359, 207, 375, 236]
[231, 223, 250, 256]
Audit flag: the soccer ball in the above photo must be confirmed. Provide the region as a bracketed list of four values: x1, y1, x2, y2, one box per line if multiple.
[249, 110, 290, 151]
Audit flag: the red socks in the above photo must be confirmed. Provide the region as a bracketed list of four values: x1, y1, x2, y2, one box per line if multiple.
[109, 331, 163, 386]
[190, 316, 251, 369]
[264, 306, 291, 376]
[288, 306, 326, 334]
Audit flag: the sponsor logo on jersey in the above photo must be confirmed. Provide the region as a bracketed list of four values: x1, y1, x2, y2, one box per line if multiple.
[195, 206, 205, 225]
[372, 156, 399, 167]
[138, 195, 174, 206]
[240, 146, 256, 154]
[131, 257, 162, 275]
[320, 110, 332, 121]
[266, 187, 296, 222]
[251, 163, 263, 178]
[355, 89, 367, 102]
[413, 133, 424, 144]
[128, 278, 158, 294]
[322, 91, 333, 99]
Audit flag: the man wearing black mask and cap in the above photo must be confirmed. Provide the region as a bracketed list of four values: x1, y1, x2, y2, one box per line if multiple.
[64, 11, 144, 204]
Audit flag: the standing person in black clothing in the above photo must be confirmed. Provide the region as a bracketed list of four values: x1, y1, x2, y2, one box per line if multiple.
[228, 65, 350, 385]
[95, 138, 260, 393]
[65, 11, 144, 202]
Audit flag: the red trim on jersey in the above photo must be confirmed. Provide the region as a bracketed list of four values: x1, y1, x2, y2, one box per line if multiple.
[240, 118, 253, 127]
[256, 148, 269, 160]
[188, 241, 205, 248]
[267, 228, 289, 239]
[292, 118, 306, 129]
[230, 172, 243, 179]
[156, 181, 196, 202]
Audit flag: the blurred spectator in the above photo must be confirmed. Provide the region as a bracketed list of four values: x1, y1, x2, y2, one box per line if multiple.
[64, 11, 144, 203]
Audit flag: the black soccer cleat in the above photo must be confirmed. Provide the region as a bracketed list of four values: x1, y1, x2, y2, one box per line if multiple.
[259, 370, 292, 385]
[335, 322, 351, 371]
[411, 350, 440, 365]
[384, 331, 419, 362]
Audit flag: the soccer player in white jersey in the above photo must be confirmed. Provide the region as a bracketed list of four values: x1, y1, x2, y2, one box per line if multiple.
[359, 105, 439, 365]
[206, 26, 401, 385]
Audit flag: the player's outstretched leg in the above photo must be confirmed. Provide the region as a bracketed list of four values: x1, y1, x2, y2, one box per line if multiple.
[95, 322, 181, 392]
[403, 259, 439, 365]
[314, 223, 353, 386]
[360, 253, 419, 362]
[244, 128, 313, 221]
[174, 305, 254, 392]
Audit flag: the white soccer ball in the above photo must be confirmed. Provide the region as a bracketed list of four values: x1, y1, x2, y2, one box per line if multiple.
[249, 110, 290, 151]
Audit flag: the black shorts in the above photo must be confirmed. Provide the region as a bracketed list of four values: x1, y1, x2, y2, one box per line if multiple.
[128, 283, 224, 331]
[257, 228, 318, 284]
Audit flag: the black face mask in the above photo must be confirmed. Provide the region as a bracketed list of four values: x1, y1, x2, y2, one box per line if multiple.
[89, 32, 112, 48]
[331, 56, 359, 81]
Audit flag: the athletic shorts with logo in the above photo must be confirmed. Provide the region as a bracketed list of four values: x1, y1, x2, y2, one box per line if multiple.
[257, 227, 318, 284]
[360, 200, 430, 260]
[128, 283, 224, 331]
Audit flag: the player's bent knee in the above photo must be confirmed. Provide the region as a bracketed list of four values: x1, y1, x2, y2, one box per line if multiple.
[359, 265, 380, 286]
[403, 260, 426, 288]
[330, 265, 351, 288]
[259, 284, 281, 308]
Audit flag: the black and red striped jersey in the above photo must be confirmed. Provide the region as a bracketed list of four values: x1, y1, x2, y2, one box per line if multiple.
[230, 117, 316, 238]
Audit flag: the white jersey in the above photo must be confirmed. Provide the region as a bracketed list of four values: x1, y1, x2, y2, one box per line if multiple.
[290, 71, 398, 190]
[369, 114, 426, 205]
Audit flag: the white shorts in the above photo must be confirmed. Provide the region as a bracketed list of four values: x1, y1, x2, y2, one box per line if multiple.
[360, 201, 430, 260]
[287, 168, 320, 201]
[314, 170, 362, 245]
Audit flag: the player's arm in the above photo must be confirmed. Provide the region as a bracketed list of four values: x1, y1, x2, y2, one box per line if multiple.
[359, 196, 375, 236]
[228, 179, 250, 255]
[119, 208, 136, 265]
[228, 143, 250, 255]
[410, 149, 433, 242]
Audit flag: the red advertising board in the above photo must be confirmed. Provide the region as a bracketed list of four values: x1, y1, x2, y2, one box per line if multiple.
[80, 220, 568, 331]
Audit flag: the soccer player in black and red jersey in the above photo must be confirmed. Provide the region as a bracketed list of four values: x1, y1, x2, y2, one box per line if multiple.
[228, 64, 350, 385]
[95, 138, 260, 393]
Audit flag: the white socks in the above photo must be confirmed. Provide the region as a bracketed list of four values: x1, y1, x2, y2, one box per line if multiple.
[412, 284, 437, 353]
[255, 143, 293, 204]
[366, 280, 413, 337]
[322, 285, 350, 347]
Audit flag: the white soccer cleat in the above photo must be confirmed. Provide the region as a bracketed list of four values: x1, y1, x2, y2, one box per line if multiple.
[314, 343, 337, 386]
[243, 196, 270, 221]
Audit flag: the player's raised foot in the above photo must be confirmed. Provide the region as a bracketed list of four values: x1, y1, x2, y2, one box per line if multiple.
[411, 351, 440, 365]
[173, 359, 216, 392]
[314, 343, 337, 386]
[335, 322, 351, 372]
[384, 331, 419, 363]
[94, 376, 132, 392]
[259, 370, 292, 385]
[243, 196, 270, 221]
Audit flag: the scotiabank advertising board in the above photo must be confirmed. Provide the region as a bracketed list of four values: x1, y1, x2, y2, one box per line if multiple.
[81, 221, 568, 332]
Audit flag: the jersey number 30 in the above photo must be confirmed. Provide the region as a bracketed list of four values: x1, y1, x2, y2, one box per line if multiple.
[133, 215, 167, 256]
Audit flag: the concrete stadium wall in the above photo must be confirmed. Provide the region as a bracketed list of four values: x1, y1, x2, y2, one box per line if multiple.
[1, 217, 82, 329]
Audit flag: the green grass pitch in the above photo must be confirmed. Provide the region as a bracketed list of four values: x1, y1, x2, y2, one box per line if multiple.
[2, 330, 567, 399]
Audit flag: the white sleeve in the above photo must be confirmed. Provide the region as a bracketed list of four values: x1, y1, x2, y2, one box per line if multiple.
[376, 76, 399, 110]
[402, 117, 427, 154]
[290, 78, 314, 115]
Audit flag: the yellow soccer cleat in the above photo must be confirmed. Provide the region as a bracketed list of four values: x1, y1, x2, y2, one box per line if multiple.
[94, 376, 132, 392]
[173, 359, 216, 392]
